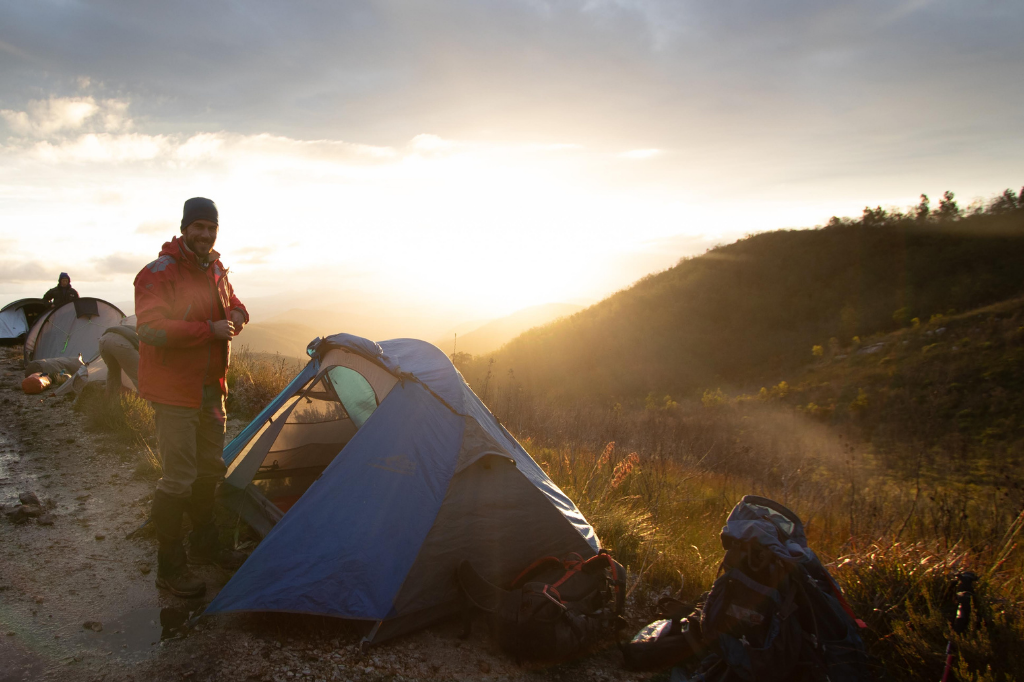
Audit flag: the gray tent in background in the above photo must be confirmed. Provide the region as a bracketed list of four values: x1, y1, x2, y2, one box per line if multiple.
[0, 298, 48, 345]
[24, 298, 124, 362]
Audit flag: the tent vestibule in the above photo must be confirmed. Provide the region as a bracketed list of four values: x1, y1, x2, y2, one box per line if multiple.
[0, 298, 48, 345]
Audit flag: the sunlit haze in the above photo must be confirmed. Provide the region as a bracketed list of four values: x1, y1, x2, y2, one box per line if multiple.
[2, 1, 1022, 338]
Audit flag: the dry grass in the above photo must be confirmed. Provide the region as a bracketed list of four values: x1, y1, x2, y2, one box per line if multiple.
[70, 344, 1024, 679]
[80, 389, 161, 475]
[521, 402, 1024, 681]
[227, 346, 299, 420]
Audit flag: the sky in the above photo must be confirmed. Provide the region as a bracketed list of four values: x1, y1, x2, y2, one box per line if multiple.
[1, 0, 1022, 332]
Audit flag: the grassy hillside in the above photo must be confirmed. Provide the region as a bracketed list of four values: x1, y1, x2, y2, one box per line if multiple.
[744, 295, 1024, 479]
[461, 191, 1024, 403]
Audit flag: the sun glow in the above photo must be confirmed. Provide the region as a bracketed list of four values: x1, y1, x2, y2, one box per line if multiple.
[0, 98, 741, 321]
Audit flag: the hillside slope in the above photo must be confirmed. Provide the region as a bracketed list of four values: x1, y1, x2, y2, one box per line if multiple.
[234, 321, 319, 359]
[433, 302, 583, 356]
[464, 207, 1024, 402]
[759, 296, 1024, 476]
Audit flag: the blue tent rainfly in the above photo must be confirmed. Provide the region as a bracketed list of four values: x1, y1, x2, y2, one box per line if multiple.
[205, 333, 599, 646]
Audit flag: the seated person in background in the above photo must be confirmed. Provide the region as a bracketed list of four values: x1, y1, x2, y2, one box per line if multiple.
[98, 315, 139, 402]
[43, 272, 80, 308]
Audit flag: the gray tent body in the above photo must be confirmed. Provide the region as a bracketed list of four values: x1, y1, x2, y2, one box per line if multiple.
[23, 298, 124, 362]
[0, 298, 48, 345]
[208, 334, 599, 646]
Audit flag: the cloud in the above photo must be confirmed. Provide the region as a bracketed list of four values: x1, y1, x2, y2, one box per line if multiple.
[620, 148, 663, 159]
[1, 97, 99, 137]
[233, 246, 276, 265]
[0, 0, 1021, 169]
[30, 132, 169, 163]
[136, 220, 176, 235]
[90, 253, 150, 276]
[0, 38, 32, 60]
[0, 96, 134, 140]
[0, 260, 52, 283]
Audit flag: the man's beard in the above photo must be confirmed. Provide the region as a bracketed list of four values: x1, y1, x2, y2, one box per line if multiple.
[185, 236, 214, 260]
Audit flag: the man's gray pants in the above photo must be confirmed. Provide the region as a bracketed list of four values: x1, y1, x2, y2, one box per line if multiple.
[98, 332, 139, 401]
[152, 386, 227, 498]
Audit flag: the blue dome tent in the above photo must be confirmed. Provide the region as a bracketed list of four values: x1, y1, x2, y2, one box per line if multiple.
[207, 333, 599, 646]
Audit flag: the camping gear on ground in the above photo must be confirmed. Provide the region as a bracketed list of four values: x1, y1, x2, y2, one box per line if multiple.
[23, 297, 124, 363]
[54, 316, 139, 401]
[940, 571, 978, 682]
[640, 496, 872, 682]
[622, 597, 706, 671]
[0, 298, 48, 345]
[22, 372, 51, 394]
[204, 333, 599, 648]
[24, 355, 84, 379]
[457, 551, 625, 660]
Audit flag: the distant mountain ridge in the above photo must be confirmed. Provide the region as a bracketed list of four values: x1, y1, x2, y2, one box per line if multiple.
[237, 301, 585, 360]
[433, 302, 583, 356]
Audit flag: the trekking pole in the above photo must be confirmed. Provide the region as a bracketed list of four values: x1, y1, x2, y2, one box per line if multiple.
[939, 571, 977, 682]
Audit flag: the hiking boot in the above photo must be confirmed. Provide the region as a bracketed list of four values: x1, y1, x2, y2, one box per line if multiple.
[187, 523, 247, 570]
[155, 563, 207, 598]
[186, 476, 246, 570]
[152, 490, 206, 598]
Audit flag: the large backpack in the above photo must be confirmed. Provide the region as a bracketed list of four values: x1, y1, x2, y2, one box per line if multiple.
[625, 496, 874, 681]
[457, 550, 626, 660]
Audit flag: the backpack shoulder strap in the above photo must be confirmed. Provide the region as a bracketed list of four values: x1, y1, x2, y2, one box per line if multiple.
[511, 556, 564, 589]
[582, 550, 627, 615]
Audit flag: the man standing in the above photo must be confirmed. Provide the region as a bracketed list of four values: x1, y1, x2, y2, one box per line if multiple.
[134, 197, 248, 597]
[42, 272, 79, 308]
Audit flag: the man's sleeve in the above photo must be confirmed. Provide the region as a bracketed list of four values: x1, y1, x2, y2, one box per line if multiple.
[135, 270, 215, 348]
[227, 278, 248, 323]
[70, 288, 79, 300]
[42, 288, 54, 304]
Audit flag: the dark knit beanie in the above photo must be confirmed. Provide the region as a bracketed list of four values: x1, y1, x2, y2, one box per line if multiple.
[180, 197, 219, 231]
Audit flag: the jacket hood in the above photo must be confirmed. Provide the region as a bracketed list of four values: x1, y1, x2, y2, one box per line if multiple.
[58, 272, 70, 284]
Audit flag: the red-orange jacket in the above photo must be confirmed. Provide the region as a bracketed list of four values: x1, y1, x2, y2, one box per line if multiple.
[134, 236, 248, 408]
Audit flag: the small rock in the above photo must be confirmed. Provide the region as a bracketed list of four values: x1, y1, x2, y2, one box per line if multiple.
[5, 507, 31, 524]
[19, 491, 41, 506]
[94, 533, 105, 541]
[5, 631, 15, 636]
[478, 661, 491, 674]
[20, 504, 42, 518]
[83, 621, 103, 632]
[34, 596, 44, 604]
[36, 514, 54, 526]
[138, 562, 151, 575]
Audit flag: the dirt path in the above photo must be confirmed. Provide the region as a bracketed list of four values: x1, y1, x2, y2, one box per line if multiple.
[0, 346, 648, 682]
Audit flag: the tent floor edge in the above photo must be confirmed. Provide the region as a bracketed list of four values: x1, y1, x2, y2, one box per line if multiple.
[360, 600, 462, 650]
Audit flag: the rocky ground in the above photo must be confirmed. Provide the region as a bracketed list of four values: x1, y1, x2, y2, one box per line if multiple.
[0, 345, 651, 682]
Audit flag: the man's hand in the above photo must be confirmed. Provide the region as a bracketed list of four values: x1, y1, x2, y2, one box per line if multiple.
[212, 319, 235, 340]
[229, 309, 246, 335]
